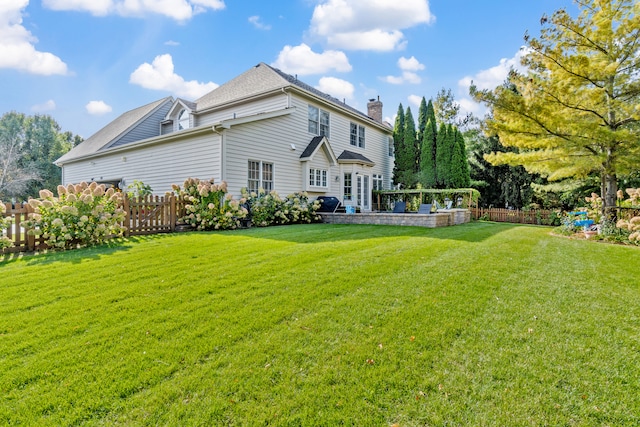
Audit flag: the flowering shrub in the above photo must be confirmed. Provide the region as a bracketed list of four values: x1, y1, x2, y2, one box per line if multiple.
[21, 182, 126, 250]
[172, 178, 247, 230]
[240, 188, 321, 227]
[0, 202, 12, 249]
[584, 192, 603, 223]
[614, 188, 640, 245]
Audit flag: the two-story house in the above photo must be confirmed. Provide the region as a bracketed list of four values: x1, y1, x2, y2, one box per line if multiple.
[55, 62, 395, 211]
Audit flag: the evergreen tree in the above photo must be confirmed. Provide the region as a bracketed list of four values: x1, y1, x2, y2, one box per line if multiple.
[449, 127, 471, 188]
[420, 118, 437, 187]
[392, 104, 405, 185]
[399, 107, 418, 187]
[435, 123, 450, 187]
[417, 97, 428, 146]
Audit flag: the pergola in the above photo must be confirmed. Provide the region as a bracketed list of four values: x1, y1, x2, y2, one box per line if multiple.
[372, 188, 480, 212]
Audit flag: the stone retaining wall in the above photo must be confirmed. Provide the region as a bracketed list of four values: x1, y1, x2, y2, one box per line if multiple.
[320, 209, 471, 228]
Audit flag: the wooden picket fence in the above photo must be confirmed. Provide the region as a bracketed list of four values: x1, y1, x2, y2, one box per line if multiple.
[471, 207, 558, 225]
[2, 195, 188, 254]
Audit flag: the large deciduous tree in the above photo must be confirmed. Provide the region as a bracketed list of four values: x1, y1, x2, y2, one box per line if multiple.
[0, 112, 77, 200]
[471, 0, 640, 209]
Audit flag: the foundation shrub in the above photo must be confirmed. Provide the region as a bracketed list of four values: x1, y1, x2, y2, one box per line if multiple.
[172, 178, 247, 230]
[21, 182, 126, 250]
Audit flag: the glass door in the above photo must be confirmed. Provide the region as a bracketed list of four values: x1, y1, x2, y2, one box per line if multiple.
[356, 174, 370, 211]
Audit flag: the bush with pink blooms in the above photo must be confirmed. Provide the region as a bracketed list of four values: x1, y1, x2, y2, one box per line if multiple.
[172, 178, 248, 230]
[614, 188, 640, 245]
[21, 182, 126, 250]
[240, 188, 321, 227]
[0, 202, 12, 249]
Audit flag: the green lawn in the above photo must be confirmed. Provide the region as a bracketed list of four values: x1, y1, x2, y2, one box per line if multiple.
[1, 223, 639, 426]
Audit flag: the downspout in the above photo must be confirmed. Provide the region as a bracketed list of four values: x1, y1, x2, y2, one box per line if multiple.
[212, 126, 225, 182]
[281, 87, 290, 108]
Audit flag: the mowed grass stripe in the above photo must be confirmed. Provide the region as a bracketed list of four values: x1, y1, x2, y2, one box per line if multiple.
[0, 223, 638, 425]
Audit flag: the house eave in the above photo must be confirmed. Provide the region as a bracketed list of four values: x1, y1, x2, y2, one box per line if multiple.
[55, 125, 213, 166]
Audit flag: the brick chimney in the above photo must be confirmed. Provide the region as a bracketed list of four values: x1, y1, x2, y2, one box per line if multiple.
[367, 96, 383, 123]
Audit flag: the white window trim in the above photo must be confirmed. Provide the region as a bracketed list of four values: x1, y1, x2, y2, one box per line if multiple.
[309, 168, 328, 188]
[248, 160, 274, 193]
[308, 105, 330, 137]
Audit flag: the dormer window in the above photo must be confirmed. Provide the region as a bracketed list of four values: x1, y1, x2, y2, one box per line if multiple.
[178, 109, 190, 130]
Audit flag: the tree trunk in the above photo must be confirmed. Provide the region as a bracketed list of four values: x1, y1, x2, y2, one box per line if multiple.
[601, 172, 618, 210]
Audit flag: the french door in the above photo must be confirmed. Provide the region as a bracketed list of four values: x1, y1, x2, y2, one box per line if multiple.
[356, 174, 370, 211]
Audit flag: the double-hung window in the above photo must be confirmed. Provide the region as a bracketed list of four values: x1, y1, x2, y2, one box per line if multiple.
[373, 174, 384, 191]
[350, 123, 365, 148]
[308, 105, 330, 137]
[309, 168, 328, 188]
[247, 160, 273, 193]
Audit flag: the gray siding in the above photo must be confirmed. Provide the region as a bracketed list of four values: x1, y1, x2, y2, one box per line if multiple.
[63, 132, 222, 194]
[110, 102, 172, 148]
[196, 94, 289, 127]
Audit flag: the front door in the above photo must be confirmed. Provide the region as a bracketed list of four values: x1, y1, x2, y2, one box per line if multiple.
[356, 174, 370, 211]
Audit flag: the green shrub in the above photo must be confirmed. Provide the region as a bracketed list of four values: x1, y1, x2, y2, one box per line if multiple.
[240, 188, 321, 227]
[0, 203, 12, 249]
[172, 178, 247, 230]
[21, 182, 126, 250]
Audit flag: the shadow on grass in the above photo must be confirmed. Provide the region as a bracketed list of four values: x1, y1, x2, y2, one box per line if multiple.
[0, 234, 174, 266]
[233, 221, 523, 244]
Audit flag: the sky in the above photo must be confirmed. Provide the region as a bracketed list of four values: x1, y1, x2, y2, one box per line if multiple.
[0, 0, 579, 139]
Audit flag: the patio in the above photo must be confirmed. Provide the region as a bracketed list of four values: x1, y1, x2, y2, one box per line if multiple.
[320, 208, 471, 228]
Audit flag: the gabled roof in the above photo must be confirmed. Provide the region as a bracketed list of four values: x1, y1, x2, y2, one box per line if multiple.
[299, 136, 338, 165]
[337, 150, 375, 166]
[195, 63, 289, 112]
[56, 97, 173, 164]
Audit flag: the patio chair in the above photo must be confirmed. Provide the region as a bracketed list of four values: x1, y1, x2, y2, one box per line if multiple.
[392, 201, 406, 213]
[418, 203, 432, 214]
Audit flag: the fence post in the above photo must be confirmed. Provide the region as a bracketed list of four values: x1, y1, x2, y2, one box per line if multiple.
[170, 195, 176, 232]
[25, 203, 36, 251]
[123, 194, 130, 237]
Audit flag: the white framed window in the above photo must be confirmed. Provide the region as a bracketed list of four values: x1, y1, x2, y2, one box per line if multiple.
[388, 136, 394, 156]
[343, 173, 352, 201]
[308, 105, 330, 137]
[350, 123, 365, 148]
[309, 168, 328, 188]
[373, 174, 384, 191]
[248, 160, 273, 193]
[178, 109, 190, 130]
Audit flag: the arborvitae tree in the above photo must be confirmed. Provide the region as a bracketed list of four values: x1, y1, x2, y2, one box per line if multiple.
[417, 97, 428, 145]
[392, 103, 405, 185]
[435, 123, 450, 187]
[399, 107, 418, 187]
[449, 127, 471, 188]
[420, 118, 437, 187]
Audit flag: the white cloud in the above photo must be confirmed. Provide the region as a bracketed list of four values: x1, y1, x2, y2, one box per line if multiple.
[31, 99, 56, 112]
[315, 76, 354, 101]
[458, 47, 529, 91]
[310, 0, 434, 51]
[129, 54, 218, 99]
[248, 15, 271, 30]
[164, 40, 180, 46]
[381, 56, 424, 84]
[42, 0, 225, 22]
[458, 97, 483, 117]
[85, 100, 112, 115]
[408, 94, 422, 107]
[398, 56, 425, 72]
[0, 0, 68, 75]
[272, 43, 352, 76]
